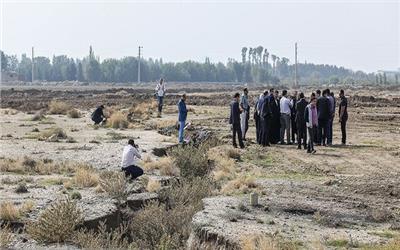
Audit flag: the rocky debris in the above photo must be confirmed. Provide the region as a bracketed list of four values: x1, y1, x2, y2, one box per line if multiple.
[78, 195, 120, 230]
[46, 134, 59, 142]
[189, 196, 388, 249]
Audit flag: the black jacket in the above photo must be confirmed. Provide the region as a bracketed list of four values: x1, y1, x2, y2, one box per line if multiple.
[269, 95, 280, 118]
[261, 97, 271, 120]
[91, 107, 104, 122]
[229, 101, 241, 125]
[295, 98, 307, 124]
[317, 96, 330, 120]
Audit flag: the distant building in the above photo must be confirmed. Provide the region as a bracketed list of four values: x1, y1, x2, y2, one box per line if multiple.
[1, 71, 19, 82]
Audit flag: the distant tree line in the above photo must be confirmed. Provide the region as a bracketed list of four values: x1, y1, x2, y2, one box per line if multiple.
[1, 46, 379, 85]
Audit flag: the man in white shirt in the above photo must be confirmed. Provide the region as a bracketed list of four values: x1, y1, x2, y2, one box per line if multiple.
[155, 78, 166, 117]
[121, 139, 143, 180]
[279, 90, 293, 144]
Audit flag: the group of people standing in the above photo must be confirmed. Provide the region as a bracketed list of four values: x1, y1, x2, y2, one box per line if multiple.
[230, 87, 348, 153]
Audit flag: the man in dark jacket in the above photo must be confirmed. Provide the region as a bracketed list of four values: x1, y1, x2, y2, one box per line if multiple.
[269, 90, 281, 144]
[316, 90, 331, 146]
[230, 93, 244, 148]
[260, 90, 271, 146]
[296, 93, 308, 149]
[178, 94, 188, 143]
[91, 105, 106, 125]
[291, 91, 298, 144]
[339, 89, 348, 145]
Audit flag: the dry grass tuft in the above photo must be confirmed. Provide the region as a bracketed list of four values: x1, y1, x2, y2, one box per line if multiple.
[241, 234, 298, 250]
[0, 223, 14, 248]
[221, 176, 258, 195]
[48, 100, 71, 115]
[67, 108, 81, 118]
[208, 146, 237, 182]
[27, 198, 83, 243]
[129, 100, 158, 120]
[0, 202, 20, 221]
[107, 112, 129, 129]
[143, 157, 179, 176]
[0, 200, 35, 221]
[146, 179, 161, 192]
[39, 127, 67, 141]
[73, 167, 99, 188]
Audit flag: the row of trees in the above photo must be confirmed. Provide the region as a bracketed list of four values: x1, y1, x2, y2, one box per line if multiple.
[1, 47, 376, 84]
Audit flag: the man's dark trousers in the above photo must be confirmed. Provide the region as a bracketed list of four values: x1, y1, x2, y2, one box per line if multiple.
[297, 122, 307, 148]
[122, 165, 144, 180]
[318, 119, 328, 145]
[327, 118, 333, 145]
[255, 114, 260, 144]
[261, 117, 271, 146]
[341, 119, 347, 144]
[232, 123, 244, 148]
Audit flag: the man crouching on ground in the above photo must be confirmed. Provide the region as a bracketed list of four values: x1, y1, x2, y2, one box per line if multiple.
[121, 139, 144, 180]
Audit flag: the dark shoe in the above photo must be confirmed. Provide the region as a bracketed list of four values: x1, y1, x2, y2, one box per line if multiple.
[316, 143, 321, 146]
[287, 142, 293, 145]
[297, 145, 301, 149]
[307, 150, 311, 153]
[280, 141, 286, 145]
[312, 150, 316, 154]
[233, 144, 238, 148]
[304, 145, 307, 150]
[266, 143, 270, 147]
[240, 145, 245, 149]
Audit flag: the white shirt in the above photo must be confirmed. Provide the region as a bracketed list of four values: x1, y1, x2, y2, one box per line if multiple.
[280, 96, 293, 115]
[121, 145, 141, 168]
[155, 83, 166, 97]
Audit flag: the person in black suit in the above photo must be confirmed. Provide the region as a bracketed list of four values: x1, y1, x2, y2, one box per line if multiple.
[260, 90, 271, 146]
[290, 91, 298, 144]
[229, 92, 244, 148]
[295, 93, 308, 149]
[316, 89, 331, 146]
[269, 90, 281, 144]
[339, 89, 348, 145]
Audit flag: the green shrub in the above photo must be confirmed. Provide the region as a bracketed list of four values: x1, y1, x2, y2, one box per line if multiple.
[169, 144, 210, 178]
[27, 198, 83, 243]
[70, 191, 82, 200]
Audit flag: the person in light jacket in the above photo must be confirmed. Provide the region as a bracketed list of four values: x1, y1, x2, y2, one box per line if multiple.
[155, 78, 166, 117]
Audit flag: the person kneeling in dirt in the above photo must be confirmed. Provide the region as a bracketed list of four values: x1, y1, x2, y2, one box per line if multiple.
[121, 139, 144, 180]
[91, 105, 106, 125]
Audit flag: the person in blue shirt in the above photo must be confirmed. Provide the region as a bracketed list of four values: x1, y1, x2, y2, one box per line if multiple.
[178, 93, 188, 143]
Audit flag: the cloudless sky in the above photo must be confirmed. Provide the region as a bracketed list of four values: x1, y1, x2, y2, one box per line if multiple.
[1, 0, 399, 73]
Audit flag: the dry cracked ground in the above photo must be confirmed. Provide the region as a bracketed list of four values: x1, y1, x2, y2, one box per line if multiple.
[0, 83, 399, 249]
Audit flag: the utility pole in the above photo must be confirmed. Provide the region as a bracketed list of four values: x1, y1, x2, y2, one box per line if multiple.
[138, 46, 143, 83]
[31, 46, 35, 83]
[294, 42, 298, 88]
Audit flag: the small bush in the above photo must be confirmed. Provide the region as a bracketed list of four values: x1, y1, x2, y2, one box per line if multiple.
[27, 198, 83, 243]
[221, 176, 258, 195]
[31, 127, 40, 132]
[169, 145, 209, 178]
[0, 223, 14, 248]
[107, 112, 129, 129]
[15, 182, 28, 193]
[73, 168, 99, 188]
[48, 101, 71, 115]
[31, 110, 46, 121]
[99, 171, 129, 204]
[70, 191, 82, 200]
[67, 108, 81, 118]
[73, 221, 133, 249]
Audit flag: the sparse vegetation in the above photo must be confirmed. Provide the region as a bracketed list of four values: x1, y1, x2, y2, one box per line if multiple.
[0, 157, 77, 175]
[241, 234, 299, 250]
[0, 223, 14, 248]
[0, 200, 35, 221]
[27, 198, 83, 243]
[70, 191, 82, 200]
[38, 127, 67, 141]
[221, 176, 258, 195]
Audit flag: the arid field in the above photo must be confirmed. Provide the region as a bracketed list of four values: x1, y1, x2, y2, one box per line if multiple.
[0, 83, 399, 249]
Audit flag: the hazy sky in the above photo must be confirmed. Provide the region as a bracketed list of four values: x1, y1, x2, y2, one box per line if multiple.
[1, 0, 399, 73]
